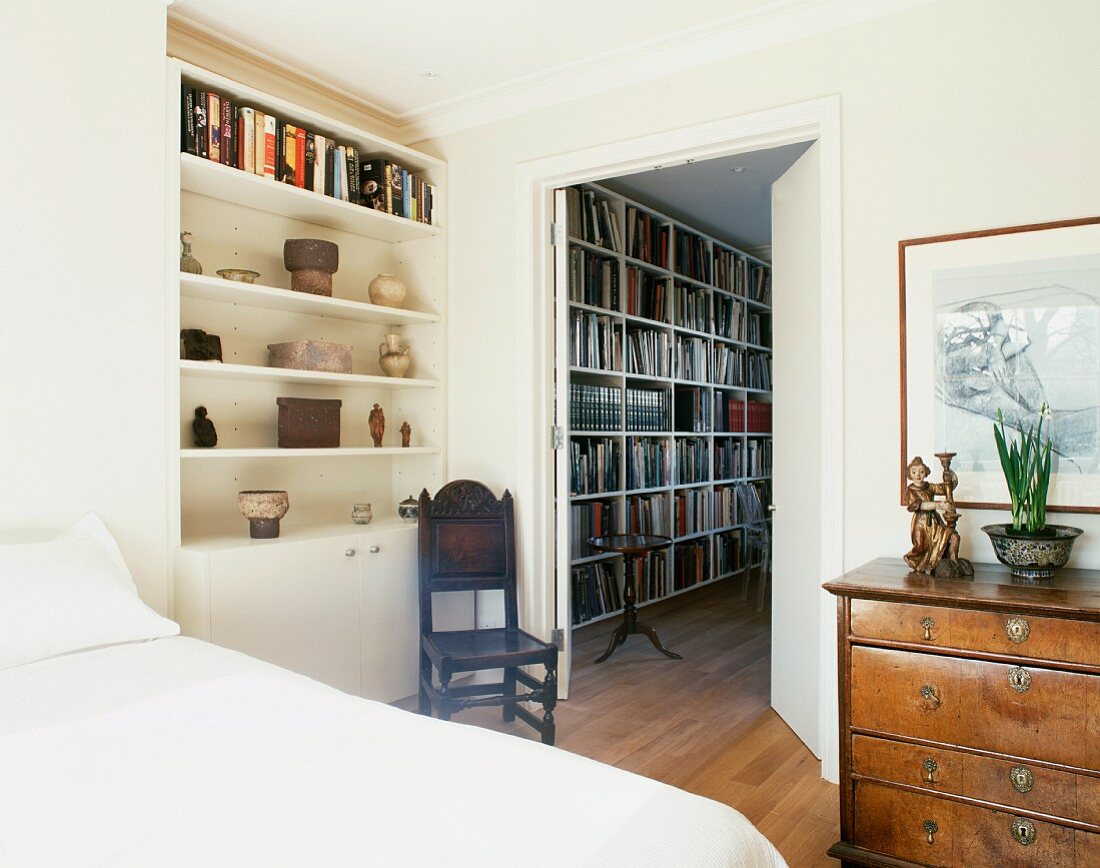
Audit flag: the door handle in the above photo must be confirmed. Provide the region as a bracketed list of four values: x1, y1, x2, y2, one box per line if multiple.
[767, 505, 777, 512]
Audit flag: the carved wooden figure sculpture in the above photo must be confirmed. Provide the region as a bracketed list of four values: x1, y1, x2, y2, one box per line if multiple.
[369, 403, 385, 447]
[903, 453, 974, 578]
[400, 421, 411, 448]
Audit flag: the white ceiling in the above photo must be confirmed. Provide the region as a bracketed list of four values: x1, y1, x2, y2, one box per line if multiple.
[169, 0, 932, 137]
[600, 141, 814, 251]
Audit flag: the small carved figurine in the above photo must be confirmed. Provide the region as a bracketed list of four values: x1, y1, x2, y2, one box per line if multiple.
[193, 406, 217, 448]
[903, 453, 973, 578]
[180, 328, 223, 362]
[400, 421, 411, 448]
[369, 403, 385, 447]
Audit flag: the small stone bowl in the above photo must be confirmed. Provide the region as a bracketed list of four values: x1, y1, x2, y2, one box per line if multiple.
[238, 490, 289, 539]
[216, 268, 261, 283]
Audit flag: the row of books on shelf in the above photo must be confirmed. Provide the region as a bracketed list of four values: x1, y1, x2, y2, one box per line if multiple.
[675, 230, 711, 284]
[714, 249, 749, 296]
[570, 438, 620, 496]
[674, 542, 709, 591]
[627, 494, 668, 536]
[626, 388, 668, 432]
[570, 384, 621, 430]
[569, 249, 619, 309]
[626, 267, 667, 321]
[570, 311, 621, 371]
[750, 265, 771, 305]
[570, 501, 619, 560]
[713, 346, 772, 390]
[713, 294, 744, 340]
[625, 437, 670, 490]
[571, 562, 621, 625]
[180, 83, 436, 224]
[676, 336, 710, 382]
[675, 489, 711, 537]
[675, 438, 709, 485]
[674, 387, 712, 433]
[746, 312, 770, 346]
[715, 440, 743, 480]
[714, 486, 738, 528]
[715, 396, 772, 432]
[626, 207, 670, 268]
[746, 439, 773, 477]
[677, 284, 709, 332]
[716, 530, 744, 576]
[626, 329, 671, 378]
[566, 187, 622, 253]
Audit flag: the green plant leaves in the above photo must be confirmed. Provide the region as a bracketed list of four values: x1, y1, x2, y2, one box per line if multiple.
[993, 403, 1053, 533]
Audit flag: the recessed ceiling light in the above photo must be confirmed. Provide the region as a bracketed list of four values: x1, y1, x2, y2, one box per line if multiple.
[422, 70, 440, 79]
[730, 166, 747, 173]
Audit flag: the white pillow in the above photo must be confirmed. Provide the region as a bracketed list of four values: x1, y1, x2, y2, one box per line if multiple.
[0, 513, 179, 670]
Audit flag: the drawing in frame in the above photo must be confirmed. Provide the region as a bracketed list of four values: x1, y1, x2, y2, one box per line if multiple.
[900, 216, 1100, 513]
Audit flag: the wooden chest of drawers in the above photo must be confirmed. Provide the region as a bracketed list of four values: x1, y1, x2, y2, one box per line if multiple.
[824, 559, 1100, 867]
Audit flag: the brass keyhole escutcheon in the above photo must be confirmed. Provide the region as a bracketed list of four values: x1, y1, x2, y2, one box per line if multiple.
[920, 684, 941, 709]
[1005, 617, 1031, 643]
[1010, 765, 1034, 793]
[1012, 817, 1037, 846]
[923, 819, 939, 845]
[922, 757, 938, 785]
[1008, 667, 1032, 693]
[920, 616, 935, 641]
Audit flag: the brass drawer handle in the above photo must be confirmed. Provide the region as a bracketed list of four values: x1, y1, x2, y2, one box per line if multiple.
[1011, 817, 1037, 846]
[1008, 667, 1032, 693]
[920, 684, 941, 709]
[922, 757, 938, 785]
[1010, 765, 1034, 793]
[1005, 617, 1030, 643]
[920, 616, 935, 641]
[923, 819, 939, 845]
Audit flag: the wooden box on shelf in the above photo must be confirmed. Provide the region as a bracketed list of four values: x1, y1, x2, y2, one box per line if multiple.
[276, 397, 341, 448]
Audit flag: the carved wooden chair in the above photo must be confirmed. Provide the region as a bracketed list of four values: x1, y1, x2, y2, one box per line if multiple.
[416, 480, 558, 745]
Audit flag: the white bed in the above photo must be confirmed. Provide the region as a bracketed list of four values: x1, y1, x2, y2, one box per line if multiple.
[0, 516, 784, 866]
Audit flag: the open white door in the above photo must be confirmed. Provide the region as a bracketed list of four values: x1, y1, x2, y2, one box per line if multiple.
[551, 187, 574, 697]
[770, 141, 823, 756]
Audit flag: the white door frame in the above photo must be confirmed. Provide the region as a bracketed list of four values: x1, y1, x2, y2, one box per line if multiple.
[513, 96, 844, 781]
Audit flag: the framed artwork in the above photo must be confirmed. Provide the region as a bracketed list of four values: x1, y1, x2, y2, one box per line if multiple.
[900, 216, 1100, 512]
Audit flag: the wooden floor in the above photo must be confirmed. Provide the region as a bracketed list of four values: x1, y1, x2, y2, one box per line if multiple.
[413, 577, 839, 866]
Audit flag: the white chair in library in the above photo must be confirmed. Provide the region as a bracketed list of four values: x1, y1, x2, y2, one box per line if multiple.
[735, 483, 771, 611]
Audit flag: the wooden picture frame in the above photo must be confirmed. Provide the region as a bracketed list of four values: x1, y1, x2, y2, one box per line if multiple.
[899, 216, 1100, 512]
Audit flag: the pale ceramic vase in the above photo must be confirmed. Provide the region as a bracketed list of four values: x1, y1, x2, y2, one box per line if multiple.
[368, 273, 407, 308]
[379, 333, 410, 378]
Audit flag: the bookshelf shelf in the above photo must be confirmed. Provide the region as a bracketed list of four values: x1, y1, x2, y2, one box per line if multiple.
[180, 446, 439, 460]
[562, 180, 772, 640]
[179, 360, 438, 390]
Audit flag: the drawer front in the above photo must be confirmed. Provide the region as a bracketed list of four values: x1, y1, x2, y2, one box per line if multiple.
[854, 782, 1075, 867]
[852, 734, 1081, 821]
[850, 599, 1100, 665]
[955, 657, 1098, 772]
[850, 646, 958, 740]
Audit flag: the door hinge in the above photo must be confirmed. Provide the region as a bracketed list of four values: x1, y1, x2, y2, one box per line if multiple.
[551, 628, 564, 646]
[550, 222, 566, 246]
[551, 425, 565, 449]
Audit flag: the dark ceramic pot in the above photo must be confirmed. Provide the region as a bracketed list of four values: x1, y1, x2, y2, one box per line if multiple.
[981, 523, 1083, 580]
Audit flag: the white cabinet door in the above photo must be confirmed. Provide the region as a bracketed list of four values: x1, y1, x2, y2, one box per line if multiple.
[359, 528, 419, 702]
[209, 536, 361, 695]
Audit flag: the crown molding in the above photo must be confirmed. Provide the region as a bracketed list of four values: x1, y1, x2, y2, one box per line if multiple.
[166, 13, 399, 135]
[396, 0, 933, 140]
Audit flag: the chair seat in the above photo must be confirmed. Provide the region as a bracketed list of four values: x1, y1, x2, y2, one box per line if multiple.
[423, 628, 552, 672]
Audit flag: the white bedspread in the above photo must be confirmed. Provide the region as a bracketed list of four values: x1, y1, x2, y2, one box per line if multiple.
[0, 637, 785, 867]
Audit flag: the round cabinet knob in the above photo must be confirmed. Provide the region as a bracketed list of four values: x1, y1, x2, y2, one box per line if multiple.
[368, 545, 381, 554]
[345, 548, 357, 557]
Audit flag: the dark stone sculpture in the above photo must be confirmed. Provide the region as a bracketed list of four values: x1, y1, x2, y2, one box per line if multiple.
[193, 406, 217, 448]
[180, 328, 223, 362]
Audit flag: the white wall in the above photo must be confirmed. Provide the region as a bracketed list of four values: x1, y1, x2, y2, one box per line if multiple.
[0, 1, 169, 610]
[420, 0, 1100, 573]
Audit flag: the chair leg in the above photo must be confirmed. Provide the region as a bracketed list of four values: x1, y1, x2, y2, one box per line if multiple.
[757, 545, 771, 612]
[437, 671, 453, 722]
[502, 666, 517, 722]
[540, 660, 558, 746]
[417, 650, 432, 716]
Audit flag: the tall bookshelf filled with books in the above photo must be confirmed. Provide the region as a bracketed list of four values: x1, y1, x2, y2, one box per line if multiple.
[559, 182, 773, 641]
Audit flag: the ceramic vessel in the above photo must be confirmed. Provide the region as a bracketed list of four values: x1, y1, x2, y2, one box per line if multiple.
[379, 333, 410, 378]
[283, 238, 339, 296]
[398, 495, 419, 523]
[238, 490, 289, 539]
[180, 231, 202, 275]
[216, 268, 260, 283]
[268, 339, 353, 373]
[351, 503, 373, 525]
[981, 523, 1083, 579]
[368, 273, 406, 308]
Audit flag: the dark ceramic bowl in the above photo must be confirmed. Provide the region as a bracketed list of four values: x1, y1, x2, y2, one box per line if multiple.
[981, 523, 1083, 579]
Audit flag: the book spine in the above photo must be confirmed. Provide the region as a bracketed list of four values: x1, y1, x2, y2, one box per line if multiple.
[193, 90, 208, 159]
[238, 107, 255, 174]
[312, 134, 325, 194]
[401, 168, 410, 219]
[324, 140, 335, 197]
[253, 111, 265, 176]
[263, 115, 276, 179]
[346, 146, 360, 205]
[304, 132, 315, 192]
[359, 158, 385, 210]
[294, 127, 306, 188]
[207, 93, 221, 163]
[282, 124, 296, 184]
[220, 97, 234, 168]
[182, 86, 195, 154]
[275, 119, 284, 181]
[383, 163, 393, 213]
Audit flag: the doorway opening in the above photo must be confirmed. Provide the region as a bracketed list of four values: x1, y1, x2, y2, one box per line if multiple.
[514, 97, 844, 782]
